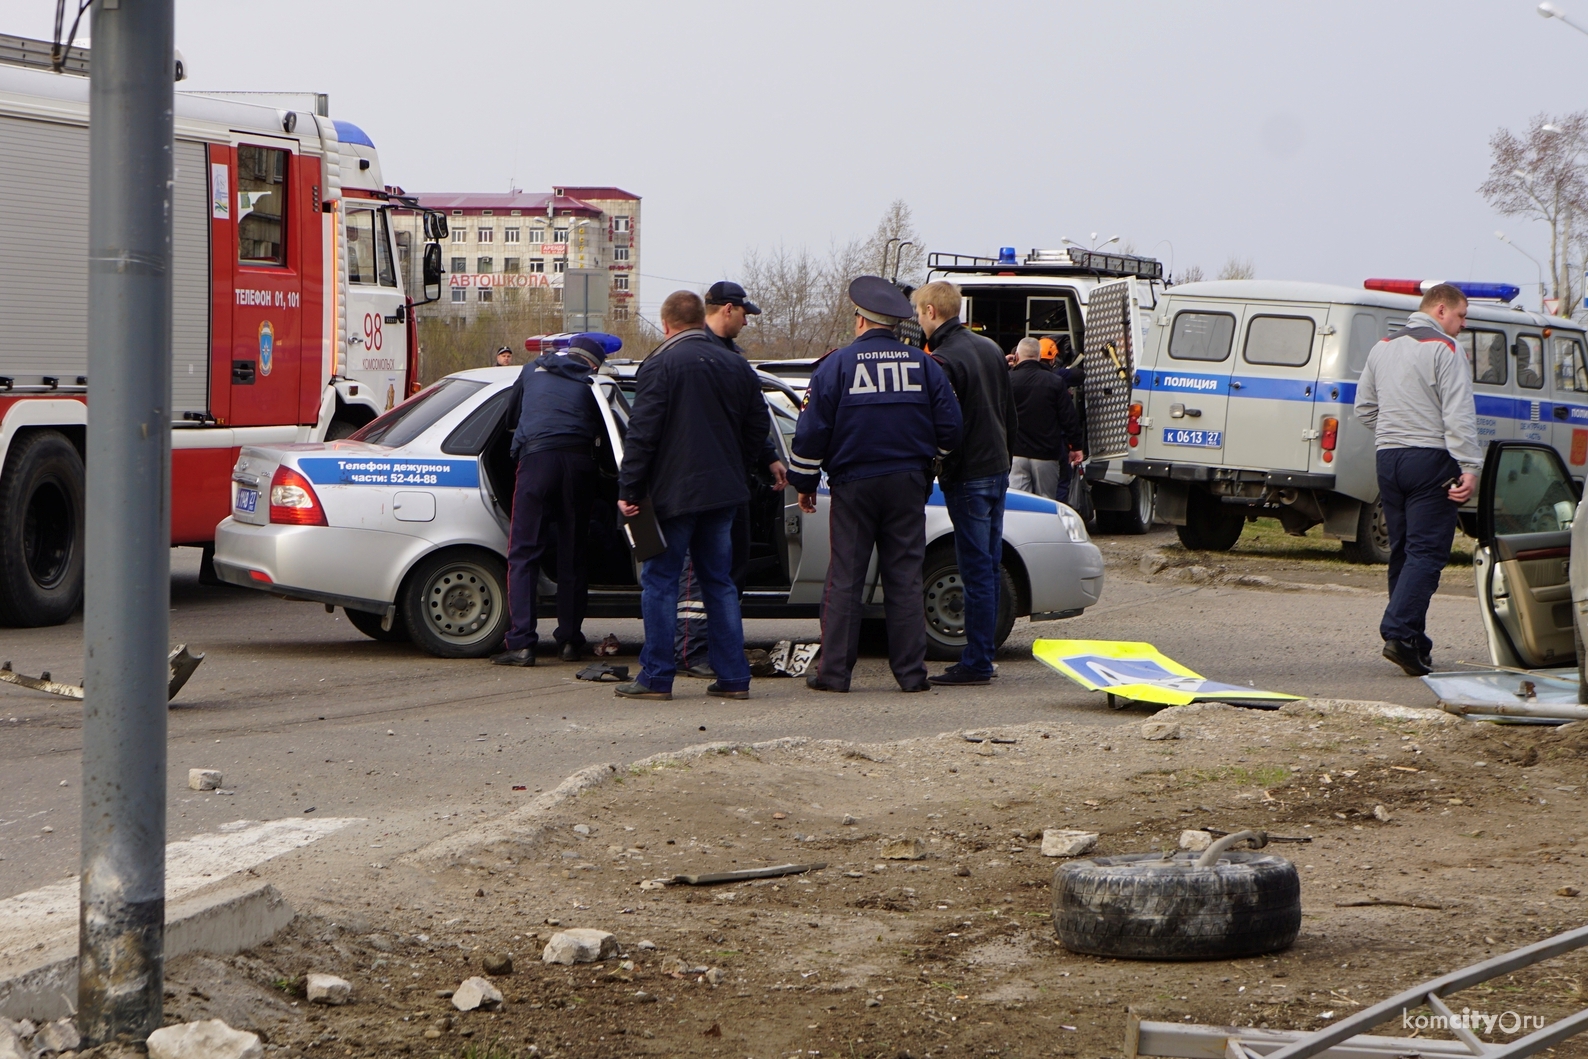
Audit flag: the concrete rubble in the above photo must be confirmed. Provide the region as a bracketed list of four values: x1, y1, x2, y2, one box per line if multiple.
[1178, 829, 1215, 851]
[1140, 720, 1182, 741]
[880, 836, 926, 860]
[540, 928, 619, 965]
[1041, 828, 1099, 857]
[146, 1019, 263, 1059]
[305, 972, 351, 1004]
[451, 975, 504, 1012]
[187, 768, 222, 791]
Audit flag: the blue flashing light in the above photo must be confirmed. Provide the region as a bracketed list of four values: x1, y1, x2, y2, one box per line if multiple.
[997, 246, 1019, 266]
[1446, 281, 1520, 304]
[525, 332, 623, 354]
[331, 120, 375, 148]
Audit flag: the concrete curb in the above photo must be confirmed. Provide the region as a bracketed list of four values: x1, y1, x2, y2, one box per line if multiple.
[0, 882, 294, 1022]
[407, 736, 815, 866]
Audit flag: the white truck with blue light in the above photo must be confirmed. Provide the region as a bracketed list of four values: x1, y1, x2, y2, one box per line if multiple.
[1120, 278, 1588, 560]
[922, 247, 1162, 534]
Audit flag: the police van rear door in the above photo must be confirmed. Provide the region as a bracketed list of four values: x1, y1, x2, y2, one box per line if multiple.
[1223, 304, 1328, 474]
[1136, 300, 1240, 466]
[1081, 279, 1144, 460]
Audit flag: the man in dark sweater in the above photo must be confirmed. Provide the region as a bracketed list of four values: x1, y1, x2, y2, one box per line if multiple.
[492, 333, 613, 667]
[1009, 337, 1083, 501]
[615, 291, 778, 701]
[914, 281, 1019, 687]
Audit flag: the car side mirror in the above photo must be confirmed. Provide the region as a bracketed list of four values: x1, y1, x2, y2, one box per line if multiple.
[424, 212, 449, 241]
[423, 243, 442, 303]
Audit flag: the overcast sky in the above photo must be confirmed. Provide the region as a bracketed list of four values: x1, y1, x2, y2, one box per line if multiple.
[4, 0, 1583, 320]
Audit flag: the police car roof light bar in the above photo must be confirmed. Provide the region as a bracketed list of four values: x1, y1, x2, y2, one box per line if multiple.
[1363, 278, 1520, 303]
[925, 250, 1164, 280]
[524, 332, 624, 354]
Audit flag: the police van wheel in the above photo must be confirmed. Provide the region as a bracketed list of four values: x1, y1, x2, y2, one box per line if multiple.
[401, 548, 509, 658]
[345, 606, 410, 643]
[922, 546, 1018, 662]
[0, 430, 85, 627]
[1175, 490, 1244, 552]
[1100, 478, 1155, 535]
[1340, 500, 1391, 565]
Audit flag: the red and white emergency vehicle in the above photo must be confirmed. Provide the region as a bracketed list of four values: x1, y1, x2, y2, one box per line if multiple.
[0, 34, 445, 626]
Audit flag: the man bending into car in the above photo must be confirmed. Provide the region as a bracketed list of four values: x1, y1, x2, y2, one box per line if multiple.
[1354, 283, 1481, 677]
[492, 333, 615, 667]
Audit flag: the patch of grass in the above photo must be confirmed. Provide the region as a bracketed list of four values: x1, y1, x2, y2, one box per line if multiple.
[1187, 764, 1291, 788]
[271, 976, 304, 998]
[1181, 516, 1473, 567]
[458, 1041, 517, 1059]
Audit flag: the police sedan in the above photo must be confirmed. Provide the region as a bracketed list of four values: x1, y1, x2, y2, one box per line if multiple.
[213, 365, 1104, 659]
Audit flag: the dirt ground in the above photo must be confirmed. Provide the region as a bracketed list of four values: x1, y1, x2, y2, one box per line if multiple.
[97, 698, 1588, 1059]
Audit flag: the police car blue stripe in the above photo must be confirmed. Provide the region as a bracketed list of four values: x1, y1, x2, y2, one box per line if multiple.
[922, 484, 1057, 513]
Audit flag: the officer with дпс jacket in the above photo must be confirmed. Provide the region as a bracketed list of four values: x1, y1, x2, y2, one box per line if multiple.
[789, 277, 963, 693]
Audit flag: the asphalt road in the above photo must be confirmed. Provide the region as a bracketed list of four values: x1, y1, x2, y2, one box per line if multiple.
[0, 541, 1491, 902]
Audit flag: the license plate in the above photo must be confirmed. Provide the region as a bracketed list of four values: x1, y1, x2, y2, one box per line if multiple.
[236, 487, 258, 513]
[1162, 428, 1222, 448]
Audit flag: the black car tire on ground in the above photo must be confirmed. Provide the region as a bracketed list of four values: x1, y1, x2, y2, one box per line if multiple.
[1099, 477, 1155, 536]
[1053, 851, 1302, 960]
[1576, 620, 1586, 705]
[922, 543, 1018, 662]
[345, 606, 411, 643]
[1340, 498, 1391, 565]
[1175, 489, 1245, 552]
[400, 548, 509, 658]
[0, 430, 85, 627]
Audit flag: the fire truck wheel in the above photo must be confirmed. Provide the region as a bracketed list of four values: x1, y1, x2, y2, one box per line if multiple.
[1175, 489, 1244, 552]
[1052, 851, 1301, 960]
[345, 606, 410, 643]
[0, 430, 85, 627]
[401, 548, 509, 658]
[1340, 499, 1391, 564]
[325, 419, 363, 441]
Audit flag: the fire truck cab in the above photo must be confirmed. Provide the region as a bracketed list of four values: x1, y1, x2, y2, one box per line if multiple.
[0, 34, 445, 626]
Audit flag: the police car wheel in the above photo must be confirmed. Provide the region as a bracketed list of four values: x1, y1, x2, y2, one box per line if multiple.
[345, 606, 410, 643]
[1053, 851, 1301, 960]
[0, 430, 85, 627]
[400, 548, 509, 658]
[1340, 499, 1391, 565]
[922, 546, 1018, 662]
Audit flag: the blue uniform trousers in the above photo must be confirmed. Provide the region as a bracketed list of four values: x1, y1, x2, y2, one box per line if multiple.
[1377, 447, 1460, 653]
[505, 450, 595, 652]
[942, 474, 1008, 676]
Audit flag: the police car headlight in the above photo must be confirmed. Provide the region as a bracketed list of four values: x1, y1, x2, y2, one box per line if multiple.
[1057, 503, 1090, 543]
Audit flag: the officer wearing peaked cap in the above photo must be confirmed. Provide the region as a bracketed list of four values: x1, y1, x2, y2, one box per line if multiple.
[789, 277, 963, 692]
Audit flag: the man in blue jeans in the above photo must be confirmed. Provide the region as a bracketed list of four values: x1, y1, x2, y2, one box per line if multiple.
[1354, 283, 1481, 676]
[615, 290, 781, 701]
[914, 281, 1019, 686]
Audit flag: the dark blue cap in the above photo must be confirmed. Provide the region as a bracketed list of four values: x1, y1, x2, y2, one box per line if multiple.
[706, 281, 761, 315]
[849, 275, 915, 324]
[569, 333, 618, 361]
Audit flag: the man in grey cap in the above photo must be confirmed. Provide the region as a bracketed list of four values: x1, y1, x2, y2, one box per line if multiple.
[788, 277, 962, 692]
[672, 281, 788, 678]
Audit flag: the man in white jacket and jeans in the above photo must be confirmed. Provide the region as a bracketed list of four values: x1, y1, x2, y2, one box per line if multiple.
[1353, 283, 1482, 677]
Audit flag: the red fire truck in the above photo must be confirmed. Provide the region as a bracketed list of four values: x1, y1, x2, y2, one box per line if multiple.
[0, 34, 445, 626]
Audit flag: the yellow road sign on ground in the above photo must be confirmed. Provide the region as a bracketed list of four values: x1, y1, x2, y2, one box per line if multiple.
[1032, 639, 1301, 708]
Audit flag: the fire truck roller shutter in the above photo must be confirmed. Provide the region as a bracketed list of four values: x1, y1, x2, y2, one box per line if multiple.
[171, 139, 211, 418]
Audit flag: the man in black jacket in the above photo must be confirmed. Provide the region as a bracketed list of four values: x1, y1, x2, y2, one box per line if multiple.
[914, 280, 1019, 687]
[1009, 337, 1083, 501]
[491, 333, 613, 667]
[615, 291, 777, 701]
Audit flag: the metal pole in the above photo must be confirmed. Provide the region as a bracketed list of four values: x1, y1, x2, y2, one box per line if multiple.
[78, 0, 174, 1044]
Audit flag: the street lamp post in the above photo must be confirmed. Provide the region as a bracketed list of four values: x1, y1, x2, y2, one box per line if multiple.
[1540, 2, 1588, 37]
[1497, 230, 1550, 312]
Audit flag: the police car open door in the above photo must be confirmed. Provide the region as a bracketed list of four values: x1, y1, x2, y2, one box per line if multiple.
[1473, 440, 1580, 668]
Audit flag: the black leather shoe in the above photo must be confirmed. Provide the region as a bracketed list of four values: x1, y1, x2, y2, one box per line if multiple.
[1419, 649, 1433, 671]
[490, 648, 536, 667]
[614, 681, 671, 701]
[928, 664, 992, 687]
[681, 664, 716, 679]
[560, 642, 583, 663]
[805, 675, 847, 693]
[1382, 639, 1431, 677]
[899, 682, 931, 693]
[707, 681, 749, 700]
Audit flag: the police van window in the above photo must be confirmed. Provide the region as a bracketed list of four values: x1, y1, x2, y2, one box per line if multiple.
[346, 209, 379, 286]
[237, 145, 288, 266]
[1516, 335, 1545, 390]
[376, 210, 398, 287]
[1458, 330, 1508, 386]
[1167, 312, 1235, 362]
[349, 377, 486, 448]
[1554, 334, 1588, 393]
[1242, 315, 1315, 367]
[1348, 312, 1379, 374]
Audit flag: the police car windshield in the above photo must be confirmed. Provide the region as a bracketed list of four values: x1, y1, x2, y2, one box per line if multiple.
[349, 378, 487, 448]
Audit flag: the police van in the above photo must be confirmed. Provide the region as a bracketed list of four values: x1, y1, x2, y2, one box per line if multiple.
[924, 247, 1162, 533]
[1119, 278, 1588, 561]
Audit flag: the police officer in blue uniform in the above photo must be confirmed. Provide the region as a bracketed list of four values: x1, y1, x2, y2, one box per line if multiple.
[789, 277, 963, 692]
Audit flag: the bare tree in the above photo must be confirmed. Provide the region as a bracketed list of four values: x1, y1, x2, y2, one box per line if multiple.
[863, 199, 925, 286]
[1176, 264, 1205, 285]
[1216, 257, 1255, 281]
[1481, 111, 1588, 315]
